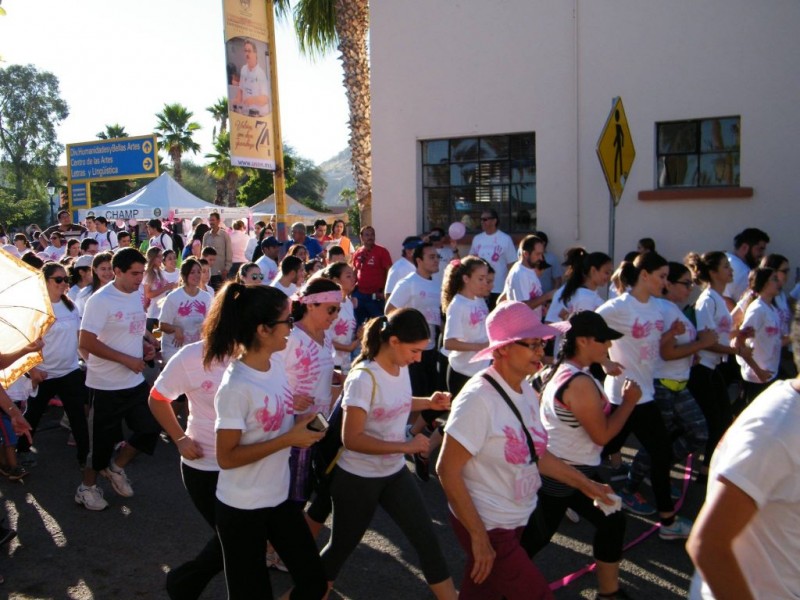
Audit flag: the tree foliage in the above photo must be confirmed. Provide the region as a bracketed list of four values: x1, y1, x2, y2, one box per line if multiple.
[205, 131, 246, 207]
[0, 186, 50, 232]
[154, 103, 201, 184]
[0, 64, 69, 200]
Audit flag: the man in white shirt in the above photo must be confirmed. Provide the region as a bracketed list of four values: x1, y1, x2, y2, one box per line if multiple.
[469, 208, 517, 310]
[75, 248, 161, 511]
[384, 236, 422, 301]
[94, 217, 118, 252]
[724, 227, 769, 305]
[271, 255, 304, 297]
[234, 39, 270, 117]
[501, 234, 555, 322]
[534, 230, 564, 294]
[255, 236, 281, 283]
[687, 332, 800, 599]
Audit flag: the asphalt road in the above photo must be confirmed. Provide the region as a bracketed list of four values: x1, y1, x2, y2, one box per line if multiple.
[1, 409, 702, 599]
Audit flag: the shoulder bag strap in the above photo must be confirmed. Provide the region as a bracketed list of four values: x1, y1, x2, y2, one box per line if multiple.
[482, 373, 538, 464]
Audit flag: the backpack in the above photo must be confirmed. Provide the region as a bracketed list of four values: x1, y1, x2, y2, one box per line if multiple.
[171, 230, 185, 255]
[310, 366, 377, 487]
[682, 302, 698, 328]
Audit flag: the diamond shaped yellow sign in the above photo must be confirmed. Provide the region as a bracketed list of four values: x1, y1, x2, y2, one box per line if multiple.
[597, 97, 635, 205]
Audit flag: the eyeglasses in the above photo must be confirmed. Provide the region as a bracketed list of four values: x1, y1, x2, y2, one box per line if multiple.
[514, 340, 545, 351]
[480, 217, 494, 222]
[269, 317, 294, 329]
[326, 305, 341, 315]
[249, 273, 264, 280]
[674, 280, 693, 288]
[50, 237, 60, 241]
[48, 276, 68, 284]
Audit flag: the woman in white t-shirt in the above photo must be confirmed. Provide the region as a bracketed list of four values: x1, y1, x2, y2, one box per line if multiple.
[442, 256, 490, 396]
[546, 249, 612, 323]
[626, 263, 717, 508]
[282, 279, 340, 529]
[198, 258, 215, 300]
[685, 251, 755, 476]
[319, 308, 457, 599]
[522, 311, 638, 599]
[321, 262, 359, 374]
[597, 252, 693, 537]
[158, 258, 213, 364]
[436, 301, 612, 600]
[143, 247, 178, 331]
[205, 283, 326, 600]
[734, 268, 788, 404]
[148, 335, 229, 600]
[67, 255, 93, 300]
[75, 252, 114, 314]
[760, 253, 795, 378]
[18, 262, 91, 468]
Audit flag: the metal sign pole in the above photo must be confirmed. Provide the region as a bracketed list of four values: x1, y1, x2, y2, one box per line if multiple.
[608, 193, 615, 262]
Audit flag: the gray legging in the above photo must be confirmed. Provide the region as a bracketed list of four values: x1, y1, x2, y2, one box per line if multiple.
[320, 466, 450, 585]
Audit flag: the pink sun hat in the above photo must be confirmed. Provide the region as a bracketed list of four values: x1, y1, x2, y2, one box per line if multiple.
[470, 301, 570, 363]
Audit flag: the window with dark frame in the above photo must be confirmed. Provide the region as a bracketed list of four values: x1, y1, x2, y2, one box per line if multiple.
[656, 116, 740, 189]
[421, 133, 536, 234]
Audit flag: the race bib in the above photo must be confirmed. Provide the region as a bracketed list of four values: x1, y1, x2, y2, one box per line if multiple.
[513, 464, 541, 502]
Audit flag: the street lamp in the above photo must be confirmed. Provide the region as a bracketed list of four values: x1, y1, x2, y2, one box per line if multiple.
[46, 180, 57, 225]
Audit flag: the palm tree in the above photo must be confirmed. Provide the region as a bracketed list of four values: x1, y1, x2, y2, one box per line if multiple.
[280, 0, 372, 225]
[154, 103, 201, 184]
[206, 132, 245, 207]
[207, 97, 229, 141]
[96, 124, 128, 140]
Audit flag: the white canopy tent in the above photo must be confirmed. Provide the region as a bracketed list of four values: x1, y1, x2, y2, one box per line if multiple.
[250, 193, 347, 226]
[77, 173, 250, 222]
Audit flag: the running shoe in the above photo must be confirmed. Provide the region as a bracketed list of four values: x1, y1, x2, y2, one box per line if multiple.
[606, 463, 629, 482]
[101, 465, 134, 497]
[5, 466, 28, 481]
[619, 490, 656, 516]
[75, 484, 109, 511]
[659, 515, 693, 540]
[16, 451, 37, 468]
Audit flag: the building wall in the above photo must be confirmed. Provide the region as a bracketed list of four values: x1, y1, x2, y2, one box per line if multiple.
[371, 0, 800, 266]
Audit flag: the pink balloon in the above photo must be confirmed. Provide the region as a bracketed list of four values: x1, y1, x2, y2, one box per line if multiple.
[448, 221, 466, 241]
[128, 218, 138, 227]
[115, 219, 125, 228]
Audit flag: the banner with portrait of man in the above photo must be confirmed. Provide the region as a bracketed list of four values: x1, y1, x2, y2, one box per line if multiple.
[222, 0, 276, 170]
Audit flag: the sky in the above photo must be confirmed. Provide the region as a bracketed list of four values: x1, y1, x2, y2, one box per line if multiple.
[0, 0, 350, 166]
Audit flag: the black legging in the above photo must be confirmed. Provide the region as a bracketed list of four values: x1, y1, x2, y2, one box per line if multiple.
[18, 368, 90, 466]
[604, 402, 675, 514]
[521, 473, 626, 563]
[165, 464, 223, 600]
[688, 364, 733, 468]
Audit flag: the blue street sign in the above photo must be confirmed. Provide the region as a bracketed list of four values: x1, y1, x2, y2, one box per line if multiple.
[67, 134, 159, 183]
[70, 182, 88, 207]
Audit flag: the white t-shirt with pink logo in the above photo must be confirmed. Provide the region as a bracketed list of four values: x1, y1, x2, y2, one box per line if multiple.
[502, 262, 545, 321]
[158, 288, 213, 363]
[152, 341, 228, 471]
[214, 356, 294, 510]
[444, 366, 547, 530]
[654, 298, 697, 381]
[338, 362, 413, 478]
[597, 293, 665, 405]
[444, 293, 489, 377]
[695, 288, 733, 369]
[283, 326, 336, 416]
[81, 282, 147, 390]
[255, 254, 279, 283]
[737, 297, 782, 383]
[469, 230, 518, 294]
[388, 272, 442, 350]
[331, 298, 357, 372]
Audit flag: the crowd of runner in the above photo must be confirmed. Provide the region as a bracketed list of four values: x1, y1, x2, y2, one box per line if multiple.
[0, 210, 797, 599]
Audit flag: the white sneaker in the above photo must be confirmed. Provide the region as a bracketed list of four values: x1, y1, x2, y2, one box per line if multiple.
[75, 484, 109, 511]
[101, 465, 134, 497]
[659, 515, 693, 540]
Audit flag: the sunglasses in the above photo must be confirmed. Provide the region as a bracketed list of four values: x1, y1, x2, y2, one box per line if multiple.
[269, 316, 294, 329]
[249, 273, 264, 280]
[50, 237, 60, 241]
[326, 305, 341, 315]
[48, 276, 68, 284]
[514, 340, 545, 351]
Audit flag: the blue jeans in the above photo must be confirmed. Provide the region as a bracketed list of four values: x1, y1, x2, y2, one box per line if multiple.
[352, 289, 385, 327]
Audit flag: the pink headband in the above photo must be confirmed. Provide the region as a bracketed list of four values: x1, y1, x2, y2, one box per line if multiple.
[292, 290, 342, 305]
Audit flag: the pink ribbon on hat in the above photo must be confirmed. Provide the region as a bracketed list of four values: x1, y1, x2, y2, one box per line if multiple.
[293, 290, 342, 305]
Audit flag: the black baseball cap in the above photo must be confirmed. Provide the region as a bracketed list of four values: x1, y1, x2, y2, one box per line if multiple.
[261, 236, 281, 248]
[567, 311, 623, 342]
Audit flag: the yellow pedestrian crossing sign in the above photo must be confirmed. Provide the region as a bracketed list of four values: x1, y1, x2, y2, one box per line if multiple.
[597, 97, 635, 205]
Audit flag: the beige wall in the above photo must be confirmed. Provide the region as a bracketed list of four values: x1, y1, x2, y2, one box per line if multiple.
[371, 0, 800, 267]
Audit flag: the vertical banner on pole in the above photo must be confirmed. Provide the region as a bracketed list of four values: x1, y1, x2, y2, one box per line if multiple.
[222, 0, 276, 170]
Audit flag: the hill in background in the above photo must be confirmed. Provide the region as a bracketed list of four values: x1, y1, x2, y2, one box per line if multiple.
[320, 147, 354, 209]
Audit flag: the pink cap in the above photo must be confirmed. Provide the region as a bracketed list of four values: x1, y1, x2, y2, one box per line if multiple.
[470, 301, 570, 363]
